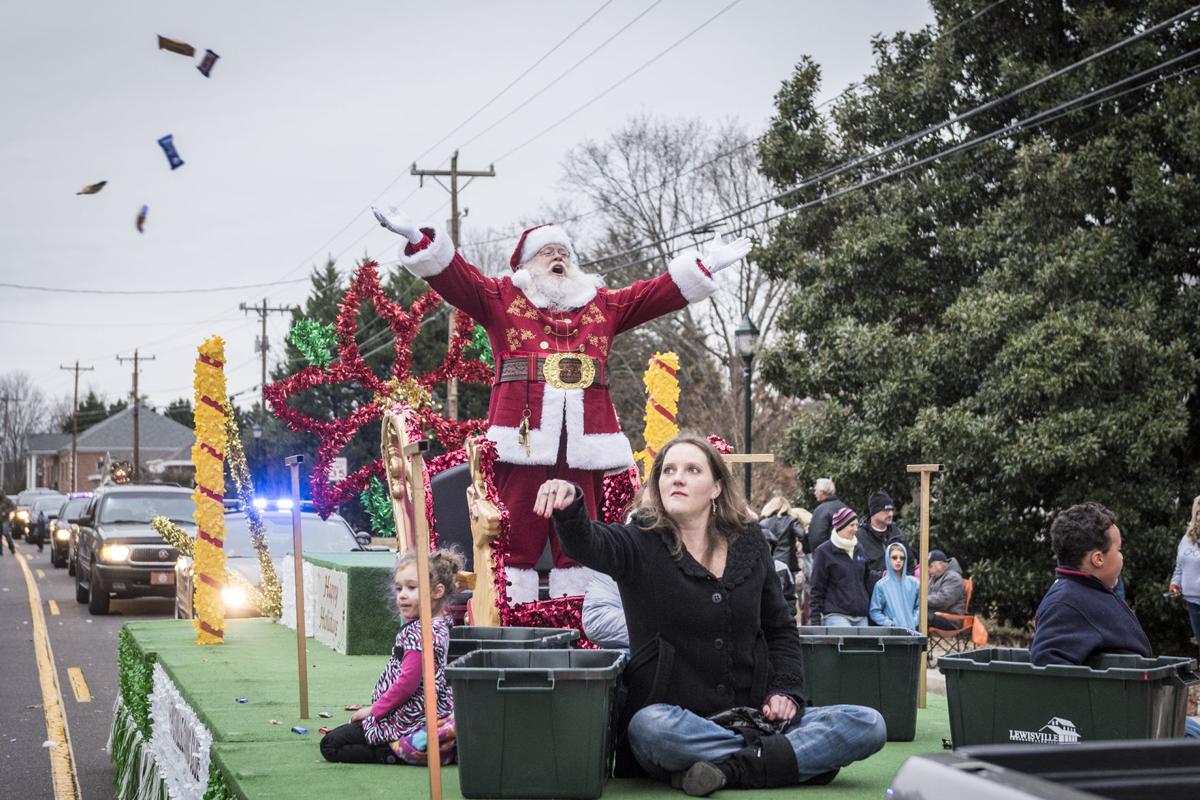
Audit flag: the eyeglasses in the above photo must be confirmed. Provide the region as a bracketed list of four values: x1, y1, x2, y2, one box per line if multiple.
[536, 245, 570, 259]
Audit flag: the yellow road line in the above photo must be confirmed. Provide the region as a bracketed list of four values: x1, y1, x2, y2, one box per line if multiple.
[66, 668, 91, 703]
[37, 568, 45, 578]
[48, 600, 60, 616]
[16, 552, 82, 800]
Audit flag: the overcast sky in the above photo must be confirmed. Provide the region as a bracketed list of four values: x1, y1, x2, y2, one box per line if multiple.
[0, 0, 934, 418]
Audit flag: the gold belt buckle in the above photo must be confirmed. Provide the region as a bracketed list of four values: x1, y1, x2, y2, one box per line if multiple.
[542, 353, 596, 390]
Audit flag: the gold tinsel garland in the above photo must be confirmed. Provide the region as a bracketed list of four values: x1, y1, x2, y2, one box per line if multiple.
[223, 409, 282, 618]
[150, 516, 273, 616]
[192, 337, 228, 644]
[634, 352, 680, 480]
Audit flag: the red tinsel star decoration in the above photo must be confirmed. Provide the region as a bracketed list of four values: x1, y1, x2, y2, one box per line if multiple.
[264, 259, 491, 517]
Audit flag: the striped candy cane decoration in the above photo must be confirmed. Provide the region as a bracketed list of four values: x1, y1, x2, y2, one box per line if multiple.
[634, 352, 680, 481]
[192, 336, 227, 644]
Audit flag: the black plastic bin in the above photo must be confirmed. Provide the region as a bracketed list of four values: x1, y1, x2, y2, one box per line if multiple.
[446, 649, 626, 799]
[939, 647, 1200, 747]
[889, 739, 1200, 800]
[797, 626, 927, 741]
[447, 625, 580, 660]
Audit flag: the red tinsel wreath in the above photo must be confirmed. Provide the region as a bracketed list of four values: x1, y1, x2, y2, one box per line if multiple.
[264, 259, 489, 517]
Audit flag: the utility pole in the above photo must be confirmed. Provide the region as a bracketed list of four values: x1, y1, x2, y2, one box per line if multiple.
[116, 350, 155, 482]
[0, 393, 10, 494]
[59, 361, 95, 492]
[239, 298, 291, 416]
[411, 150, 496, 420]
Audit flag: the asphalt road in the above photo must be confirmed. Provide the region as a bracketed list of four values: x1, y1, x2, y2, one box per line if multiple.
[0, 537, 176, 799]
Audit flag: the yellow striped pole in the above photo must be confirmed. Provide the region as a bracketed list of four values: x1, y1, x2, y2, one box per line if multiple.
[192, 336, 228, 644]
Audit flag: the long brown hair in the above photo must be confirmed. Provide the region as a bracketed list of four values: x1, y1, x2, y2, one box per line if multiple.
[1188, 495, 1200, 545]
[637, 432, 752, 561]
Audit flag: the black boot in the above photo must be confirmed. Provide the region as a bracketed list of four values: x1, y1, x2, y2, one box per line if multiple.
[681, 733, 802, 796]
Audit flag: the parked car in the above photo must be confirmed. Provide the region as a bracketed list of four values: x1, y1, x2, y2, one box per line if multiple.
[174, 501, 372, 619]
[26, 493, 68, 548]
[11, 487, 60, 540]
[73, 484, 195, 615]
[51, 493, 92, 569]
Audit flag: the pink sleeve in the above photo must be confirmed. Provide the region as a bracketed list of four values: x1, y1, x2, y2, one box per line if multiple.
[369, 650, 423, 718]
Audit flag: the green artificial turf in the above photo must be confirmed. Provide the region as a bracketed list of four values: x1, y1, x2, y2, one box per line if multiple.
[304, 552, 398, 655]
[124, 619, 953, 799]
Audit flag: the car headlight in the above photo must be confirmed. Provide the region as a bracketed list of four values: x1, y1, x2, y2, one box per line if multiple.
[99, 544, 130, 562]
[17, 510, 29, 522]
[221, 586, 248, 609]
[54, 529, 70, 541]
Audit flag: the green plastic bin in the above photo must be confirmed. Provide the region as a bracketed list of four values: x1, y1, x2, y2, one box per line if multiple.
[447, 625, 580, 661]
[446, 649, 626, 799]
[939, 647, 1200, 748]
[797, 626, 927, 741]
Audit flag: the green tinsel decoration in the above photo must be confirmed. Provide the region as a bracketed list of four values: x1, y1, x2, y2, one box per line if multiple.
[287, 319, 338, 367]
[117, 626, 155, 739]
[469, 323, 493, 369]
[360, 476, 396, 538]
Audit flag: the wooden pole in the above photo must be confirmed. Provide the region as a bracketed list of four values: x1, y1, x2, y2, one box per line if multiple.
[286, 454, 310, 719]
[382, 405, 442, 798]
[405, 438, 443, 798]
[907, 463, 943, 710]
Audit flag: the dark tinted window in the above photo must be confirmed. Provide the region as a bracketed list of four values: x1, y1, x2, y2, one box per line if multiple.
[98, 492, 194, 525]
[59, 498, 90, 521]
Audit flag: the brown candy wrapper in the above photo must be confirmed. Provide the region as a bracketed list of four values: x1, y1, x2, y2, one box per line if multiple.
[158, 35, 195, 57]
[344, 704, 362, 711]
[76, 181, 107, 195]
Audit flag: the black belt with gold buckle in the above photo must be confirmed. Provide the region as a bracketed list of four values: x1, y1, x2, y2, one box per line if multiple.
[496, 354, 606, 389]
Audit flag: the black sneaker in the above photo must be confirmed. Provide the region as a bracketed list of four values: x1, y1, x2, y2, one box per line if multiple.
[803, 768, 839, 785]
[681, 762, 727, 797]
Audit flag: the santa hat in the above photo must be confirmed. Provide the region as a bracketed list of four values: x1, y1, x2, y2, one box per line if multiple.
[509, 224, 575, 290]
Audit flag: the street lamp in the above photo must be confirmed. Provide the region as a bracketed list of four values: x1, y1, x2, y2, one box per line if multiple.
[734, 314, 760, 501]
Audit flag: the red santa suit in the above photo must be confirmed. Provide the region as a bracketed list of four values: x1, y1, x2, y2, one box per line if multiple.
[399, 223, 718, 598]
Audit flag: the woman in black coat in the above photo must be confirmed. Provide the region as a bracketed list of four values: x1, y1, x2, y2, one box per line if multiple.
[536, 434, 885, 796]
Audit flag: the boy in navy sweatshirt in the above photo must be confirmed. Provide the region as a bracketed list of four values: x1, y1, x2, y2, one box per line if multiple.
[1030, 502, 1151, 666]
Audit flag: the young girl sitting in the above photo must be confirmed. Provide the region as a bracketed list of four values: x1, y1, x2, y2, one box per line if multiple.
[869, 542, 920, 630]
[320, 548, 463, 766]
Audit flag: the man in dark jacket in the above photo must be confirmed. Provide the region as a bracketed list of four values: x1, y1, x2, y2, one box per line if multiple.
[926, 550, 966, 629]
[1031, 502, 1151, 666]
[857, 491, 911, 595]
[806, 479, 846, 556]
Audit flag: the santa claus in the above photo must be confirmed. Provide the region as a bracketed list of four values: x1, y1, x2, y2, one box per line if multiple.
[372, 206, 750, 603]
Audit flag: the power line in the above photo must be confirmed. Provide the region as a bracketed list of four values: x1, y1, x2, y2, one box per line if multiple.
[0, 277, 309, 296]
[465, 0, 1017, 250]
[455, 1, 664, 153]
[596, 53, 1200, 276]
[491, 0, 745, 165]
[270, 3, 618, 287]
[585, 4, 1200, 269]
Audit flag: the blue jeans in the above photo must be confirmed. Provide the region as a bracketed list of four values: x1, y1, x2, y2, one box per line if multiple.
[627, 703, 886, 782]
[821, 614, 868, 627]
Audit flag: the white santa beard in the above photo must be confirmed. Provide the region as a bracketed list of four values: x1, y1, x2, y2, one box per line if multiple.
[522, 263, 598, 310]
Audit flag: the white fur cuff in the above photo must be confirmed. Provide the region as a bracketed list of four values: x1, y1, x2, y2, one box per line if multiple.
[549, 566, 594, 599]
[667, 251, 718, 304]
[398, 224, 456, 278]
[504, 567, 540, 605]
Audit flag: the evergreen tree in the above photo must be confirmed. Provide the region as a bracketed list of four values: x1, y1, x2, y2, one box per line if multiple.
[756, 0, 1200, 649]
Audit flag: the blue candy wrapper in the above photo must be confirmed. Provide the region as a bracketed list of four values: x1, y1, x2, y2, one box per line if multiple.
[158, 134, 184, 170]
[291, 726, 308, 735]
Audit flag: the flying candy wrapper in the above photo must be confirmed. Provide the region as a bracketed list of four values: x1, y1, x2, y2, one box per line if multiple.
[136, 205, 148, 234]
[158, 135, 184, 170]
[157, 35, 195, 57]
[197, 49, 220, 78]
[76, 181, 107, 195]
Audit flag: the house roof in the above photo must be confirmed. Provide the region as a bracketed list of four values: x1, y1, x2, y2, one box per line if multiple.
[27, 432, 72, 454]
[72, 404, 194, 453]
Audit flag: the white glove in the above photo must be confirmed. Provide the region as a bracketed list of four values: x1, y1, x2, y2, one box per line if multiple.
[702, 231, 753, 273]
[371, 206, 425, 244]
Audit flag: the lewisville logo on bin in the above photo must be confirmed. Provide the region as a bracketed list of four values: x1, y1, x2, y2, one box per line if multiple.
[1008, 716, 1082, 743]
